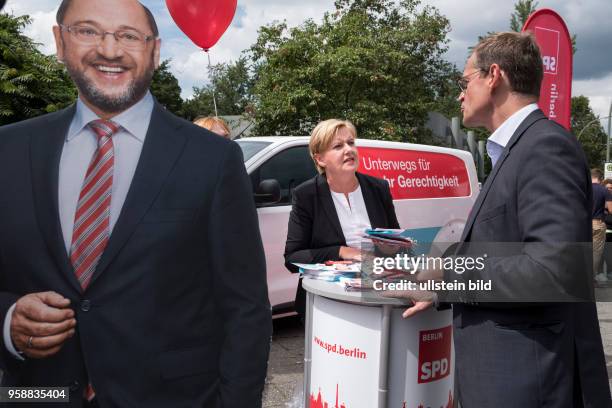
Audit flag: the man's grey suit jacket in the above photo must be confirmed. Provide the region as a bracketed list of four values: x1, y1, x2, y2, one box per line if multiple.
[452, 109, 611, 408]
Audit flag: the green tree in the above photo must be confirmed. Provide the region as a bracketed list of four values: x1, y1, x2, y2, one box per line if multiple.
[182, 57, 253, 121]
[150, 59, 183, 115]
[572, 95, 607, 168]
[249, 0, 456, 142]
[0, 13, 76, 126]
[509, 0, 538, 32]
[429, 65, 462, 122]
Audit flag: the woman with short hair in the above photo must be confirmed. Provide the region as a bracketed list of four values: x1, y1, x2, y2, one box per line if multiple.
[284, 119, 399, 316]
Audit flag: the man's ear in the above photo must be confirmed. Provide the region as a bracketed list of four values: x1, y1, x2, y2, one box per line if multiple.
[53, 25, 65, 62]
[488, 63, 504, 90]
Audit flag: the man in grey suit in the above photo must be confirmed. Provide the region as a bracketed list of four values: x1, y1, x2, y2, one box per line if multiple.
[396, 32, 611, 407]
[453, 32, 610, 408]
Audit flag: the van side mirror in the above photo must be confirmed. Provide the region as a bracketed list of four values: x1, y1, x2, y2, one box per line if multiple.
[254, 179, 281, 204]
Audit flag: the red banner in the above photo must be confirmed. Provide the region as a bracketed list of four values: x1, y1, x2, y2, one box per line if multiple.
[358, 147, 471, 199]
[522, 9, 573, 130]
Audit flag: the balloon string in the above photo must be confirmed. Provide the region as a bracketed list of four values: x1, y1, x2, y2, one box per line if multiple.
[205, 49, 219, 118]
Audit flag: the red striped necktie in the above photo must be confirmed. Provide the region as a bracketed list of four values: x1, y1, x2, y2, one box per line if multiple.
[70, 119, 118, 290]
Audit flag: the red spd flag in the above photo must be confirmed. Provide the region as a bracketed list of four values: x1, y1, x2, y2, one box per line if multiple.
[522, 9, 573, 130]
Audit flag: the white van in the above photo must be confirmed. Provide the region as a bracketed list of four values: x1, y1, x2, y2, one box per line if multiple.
[236, 137, 479, 315]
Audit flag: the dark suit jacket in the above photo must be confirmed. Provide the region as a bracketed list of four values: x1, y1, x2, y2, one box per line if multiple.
[284, 172, 399, 314]
[453, 109, 611, 407]
[0, 102, 272, 407]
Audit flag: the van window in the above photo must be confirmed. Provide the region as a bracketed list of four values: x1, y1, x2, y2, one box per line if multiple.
[251, 146, 317, 206]
[236, 140, 272, 162]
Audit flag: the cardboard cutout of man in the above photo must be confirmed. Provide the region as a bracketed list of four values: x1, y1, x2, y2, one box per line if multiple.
[0, 0, 271, 406]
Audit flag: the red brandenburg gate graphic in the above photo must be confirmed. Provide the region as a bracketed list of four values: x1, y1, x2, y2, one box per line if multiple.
[310, 384, 347, 408]
[310, 385, 453, 408]
[416, 390, 454, 408]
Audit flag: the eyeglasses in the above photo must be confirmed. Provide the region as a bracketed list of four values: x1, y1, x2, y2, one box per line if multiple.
[457, 70, 484, 93]
[60, 24, 156, 50]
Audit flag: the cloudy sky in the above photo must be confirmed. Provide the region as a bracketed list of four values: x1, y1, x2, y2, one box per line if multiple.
[4, 0, 611, 127]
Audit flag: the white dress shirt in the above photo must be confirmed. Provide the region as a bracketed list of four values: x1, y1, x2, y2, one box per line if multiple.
[4, 93, 154, 358]
[488, 103, 539, 149]
[330, 185, 372, 249]
[58, 92, 153, 251]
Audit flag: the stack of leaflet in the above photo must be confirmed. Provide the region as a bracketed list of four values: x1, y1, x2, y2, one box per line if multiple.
[342, 278, 374, 292]
[363, 228, 414, 246]
[293, 262, 361, 282]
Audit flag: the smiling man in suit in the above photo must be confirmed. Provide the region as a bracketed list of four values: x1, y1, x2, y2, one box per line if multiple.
[0, 0, 271, 406]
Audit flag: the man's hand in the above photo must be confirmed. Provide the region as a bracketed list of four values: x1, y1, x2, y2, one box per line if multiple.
[389, 262, 442, 317]
[382, 289, 435, 318]
[401, 300, 433, 318]
[10, 292, 76, 359]
[414, 264, 444, 282]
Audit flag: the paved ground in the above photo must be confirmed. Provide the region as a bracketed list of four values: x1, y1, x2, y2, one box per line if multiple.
[264, 289, 612, 407]
[596, 297, 612, 393]
[264, 316, 305, 408]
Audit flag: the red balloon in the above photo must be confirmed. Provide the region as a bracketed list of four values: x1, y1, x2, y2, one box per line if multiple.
[166, 0, 237, 50]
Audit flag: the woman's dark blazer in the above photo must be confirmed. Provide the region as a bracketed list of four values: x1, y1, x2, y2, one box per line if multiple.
[284, 172, 399, 314]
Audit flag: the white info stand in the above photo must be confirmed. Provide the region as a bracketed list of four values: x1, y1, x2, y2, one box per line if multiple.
[302, 278, 455, 408]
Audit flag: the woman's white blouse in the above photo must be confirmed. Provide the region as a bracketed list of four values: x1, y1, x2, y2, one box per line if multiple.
[330, 185, 371, 249]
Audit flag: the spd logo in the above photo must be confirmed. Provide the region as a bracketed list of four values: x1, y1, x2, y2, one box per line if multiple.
[417, 326, 452, 384]
[543, 55, 556, 73]
[535, 26, 560, 75]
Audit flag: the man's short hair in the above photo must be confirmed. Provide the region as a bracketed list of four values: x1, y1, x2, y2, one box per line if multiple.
[56, 0, 159, 37]
[473, 31, 543, 98]
[592, 168, 604, 182]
